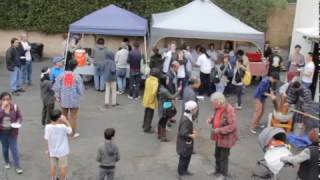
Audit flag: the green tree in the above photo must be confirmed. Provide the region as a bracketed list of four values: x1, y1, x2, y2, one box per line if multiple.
[0, 0, 287, 33]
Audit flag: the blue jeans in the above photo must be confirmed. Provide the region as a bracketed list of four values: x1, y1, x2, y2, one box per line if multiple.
[215, 83, 225, 93]
[21, 61, 32, 85]
[10, 67, 22, 92]
[0, 133, 21, 168]
[302, 81, 312, 89]
[117, 77, 126, 93]
[94, 66, 105, 91]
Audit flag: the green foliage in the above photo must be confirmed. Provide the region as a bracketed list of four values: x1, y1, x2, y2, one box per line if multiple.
[0, 0, 286, 33]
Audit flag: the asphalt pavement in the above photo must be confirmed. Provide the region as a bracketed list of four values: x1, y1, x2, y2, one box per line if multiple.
[0, 59, 297, 180]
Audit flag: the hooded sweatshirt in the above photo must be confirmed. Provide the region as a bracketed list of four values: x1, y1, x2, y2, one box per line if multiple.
[96, 141, 120, 167]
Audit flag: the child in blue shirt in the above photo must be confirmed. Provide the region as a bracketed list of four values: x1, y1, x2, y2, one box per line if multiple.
[50, 56, 65, 83]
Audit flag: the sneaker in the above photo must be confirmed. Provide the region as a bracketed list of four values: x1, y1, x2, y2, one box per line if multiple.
[112, 103, 120, 107]
[116, 91, 121, 95]
[4, 163, 10, 169]
[128, 95, 133, 100]
[17, 89, 25, 93]
[16, 168, 23, 174]
[134, 96, 141, 100]
[235, 105, 242, 110]
[259, 124, 265, 129]
[184, 171, 193, 176]
[72, 133, 80, 138]
[249, 128, 257, 134]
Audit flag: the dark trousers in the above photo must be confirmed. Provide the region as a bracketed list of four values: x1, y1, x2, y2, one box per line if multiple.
[129, 72, 141, 98]
[177, 78, 186, 98]
[143, 108, 154, 131]
[42, 103, 54, 126]
[215, 145, 230, 176]
[199, 72, 210, 96]
[178, 154, 192, 176]
[65, 51, 73, 71]
[158, 117, 169, 128]
[98, 168, 115, 180]
[233, 85, 243, 106]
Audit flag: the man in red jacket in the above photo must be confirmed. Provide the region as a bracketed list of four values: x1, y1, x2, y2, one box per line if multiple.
[207, 92, 239, 179]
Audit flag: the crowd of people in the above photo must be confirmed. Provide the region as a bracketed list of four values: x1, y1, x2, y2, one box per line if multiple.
[1, 34, 318, 180]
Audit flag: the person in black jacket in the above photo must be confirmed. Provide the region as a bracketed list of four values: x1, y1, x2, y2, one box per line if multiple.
[281, 128, 318, 180]
[5, 38, 24, 96]
[263, 41, 273, 59]
[149, 47, 164, 71]
[176, 100, 198, 180]
[40, 67, 55, 126]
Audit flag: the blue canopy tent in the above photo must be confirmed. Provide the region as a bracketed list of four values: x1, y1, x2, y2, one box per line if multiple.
[65, 4, 148, 74]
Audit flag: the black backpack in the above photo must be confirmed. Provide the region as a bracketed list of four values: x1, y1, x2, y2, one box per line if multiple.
[211, 67, 220, 84]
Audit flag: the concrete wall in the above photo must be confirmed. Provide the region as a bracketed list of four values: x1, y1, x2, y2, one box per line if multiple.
[0, 30, 143, 58]
[266, 3, 296, 49]
[290, 0, 318, 57]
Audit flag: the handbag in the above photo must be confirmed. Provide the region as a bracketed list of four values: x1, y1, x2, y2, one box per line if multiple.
[211, 67, 220, 84]
[163, 101, 177, 118]
[242, 71, 252, 86]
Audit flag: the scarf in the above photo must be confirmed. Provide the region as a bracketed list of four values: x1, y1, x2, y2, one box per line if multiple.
[213, 107, 225, 140]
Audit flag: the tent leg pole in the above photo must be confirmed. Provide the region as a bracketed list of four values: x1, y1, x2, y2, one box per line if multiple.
[144, 36, 148, 63]
[64, 32, 71, 61]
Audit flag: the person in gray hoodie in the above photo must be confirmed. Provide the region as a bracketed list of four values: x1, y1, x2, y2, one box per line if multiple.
[103, 52, 118, 108]
[97, 128, 120, 180]
[92, 38, 114, 92]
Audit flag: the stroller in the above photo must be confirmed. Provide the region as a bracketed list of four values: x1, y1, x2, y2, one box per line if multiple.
[252, 127, 293, 180]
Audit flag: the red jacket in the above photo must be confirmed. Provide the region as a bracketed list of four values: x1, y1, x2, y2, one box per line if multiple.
[210, 103, 239, 148]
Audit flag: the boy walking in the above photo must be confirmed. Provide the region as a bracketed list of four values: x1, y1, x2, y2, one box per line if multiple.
[97, 128, 120, 180]
[44, 110, 72, 180]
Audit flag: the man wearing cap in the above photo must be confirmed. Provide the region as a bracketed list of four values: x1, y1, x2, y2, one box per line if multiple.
[176, 100, 198, 180]
[50, 56, 65, 83]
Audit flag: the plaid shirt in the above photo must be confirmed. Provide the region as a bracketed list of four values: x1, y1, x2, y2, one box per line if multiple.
[210, 103, 239, 148]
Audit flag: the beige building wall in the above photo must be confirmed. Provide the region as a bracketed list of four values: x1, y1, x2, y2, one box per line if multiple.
[0, 30, 143, 58]
[266, 3, 296, 48]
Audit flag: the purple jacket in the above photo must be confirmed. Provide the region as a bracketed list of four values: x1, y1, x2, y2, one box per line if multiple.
[0, 104, 23, 136]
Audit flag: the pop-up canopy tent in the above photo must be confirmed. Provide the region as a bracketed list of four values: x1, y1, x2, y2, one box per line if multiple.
[150, 0, 264, 50]
[65, 4, 148, 73]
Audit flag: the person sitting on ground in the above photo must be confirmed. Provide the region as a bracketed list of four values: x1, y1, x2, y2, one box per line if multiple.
[250, 72, 279, 134]
[280, 128, 319, 180]
[97, 128, 120, 180]
[207, 92, 239, 180]
[44, 109, 72, 180]
[50, 56, 65, 83]
[40, 67, 55, 126]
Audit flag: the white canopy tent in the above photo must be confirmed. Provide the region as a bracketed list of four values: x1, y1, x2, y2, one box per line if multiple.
[150, 0, 264, 50]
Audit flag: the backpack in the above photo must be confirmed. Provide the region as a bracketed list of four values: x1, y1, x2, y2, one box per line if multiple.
[211, 67, 220, 84]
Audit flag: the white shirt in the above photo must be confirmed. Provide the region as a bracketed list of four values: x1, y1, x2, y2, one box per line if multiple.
[163, 51, 173, 73]
[44, 124, 72, 158]
[177, 64, 186, 78]
[196, 54, 212, 74]
[21, 41, 32, 61]
[301, 61, 315, 83]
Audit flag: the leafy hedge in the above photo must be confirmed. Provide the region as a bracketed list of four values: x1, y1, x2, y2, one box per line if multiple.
[0, 0, 287, 33]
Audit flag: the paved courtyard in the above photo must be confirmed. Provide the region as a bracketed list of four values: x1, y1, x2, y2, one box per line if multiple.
[0, 59, 297, 180]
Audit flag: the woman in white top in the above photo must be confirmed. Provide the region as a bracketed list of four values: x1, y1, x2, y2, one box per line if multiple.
[195, 47, 212, 96]
[176, 49, 188, 98]
[300, 52, 315, 89]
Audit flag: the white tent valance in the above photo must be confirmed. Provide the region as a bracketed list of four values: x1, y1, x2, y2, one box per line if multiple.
[150, 0, 265, 50]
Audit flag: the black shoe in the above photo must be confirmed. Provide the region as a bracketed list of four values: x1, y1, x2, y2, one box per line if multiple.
[144, 129, 154, 134]
[184, 171, 193, 176]
[176, 175, 185, 180]
[12, 91, 20, 96]
[17, 89, 25, 92]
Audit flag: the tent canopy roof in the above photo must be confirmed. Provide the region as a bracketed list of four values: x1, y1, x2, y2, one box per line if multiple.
[69, 4, 147, 36]
[150, 0, 264, 49]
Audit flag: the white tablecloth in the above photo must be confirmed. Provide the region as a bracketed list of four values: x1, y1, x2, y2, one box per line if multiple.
[74, 64, 94, 75]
